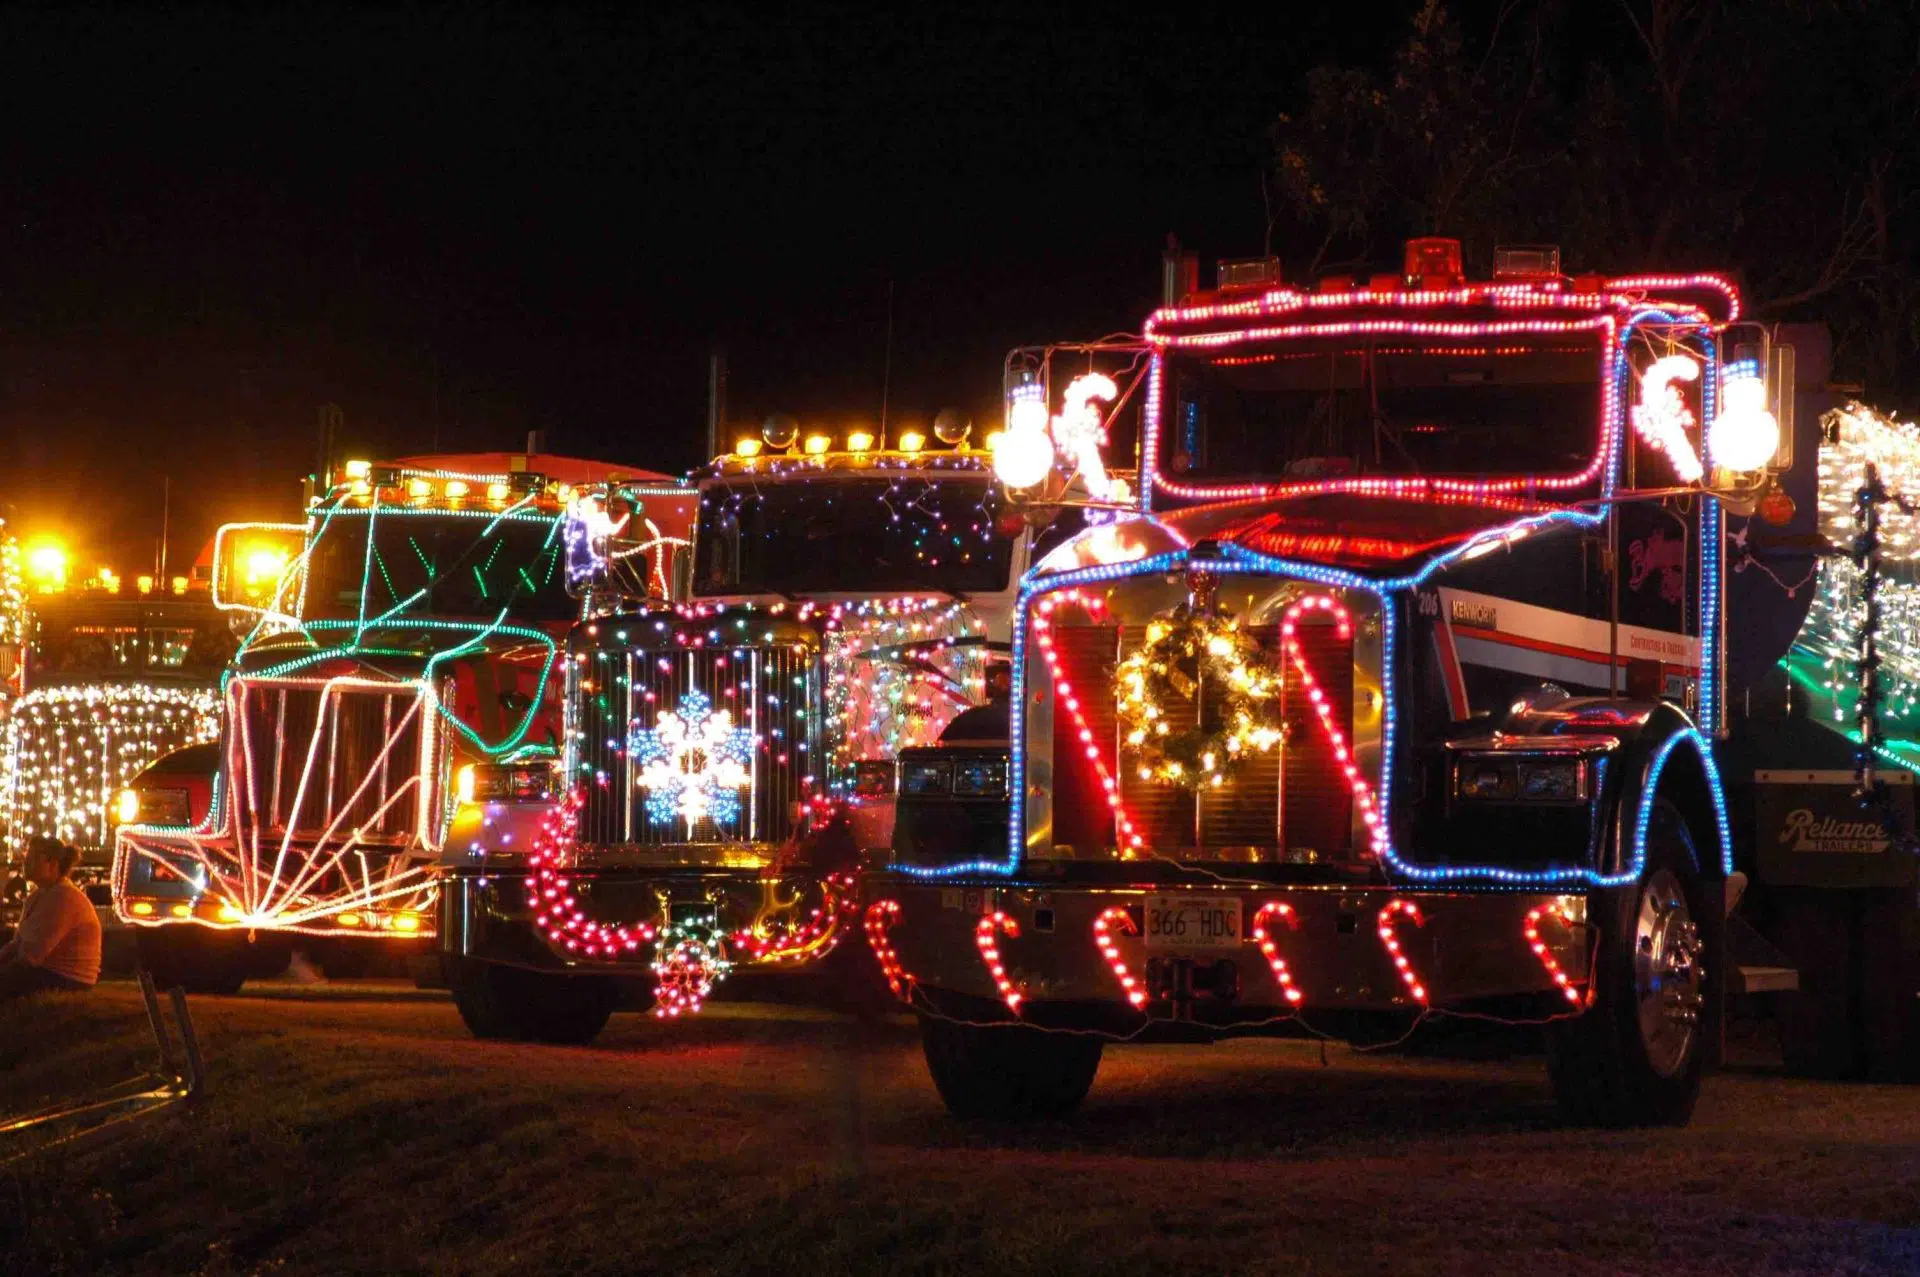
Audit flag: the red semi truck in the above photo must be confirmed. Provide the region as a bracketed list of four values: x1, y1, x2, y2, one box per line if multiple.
[113, 449, 693, 992]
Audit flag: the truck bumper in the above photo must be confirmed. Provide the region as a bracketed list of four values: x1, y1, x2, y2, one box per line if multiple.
[864, 878, 1593, 1033]
[439, 865, 857, 975]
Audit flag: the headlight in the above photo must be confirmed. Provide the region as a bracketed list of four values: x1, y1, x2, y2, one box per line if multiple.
[117, 786, 190, 826]
[952, 758, 1007, 798]
[1454, 756, 1587, 803]
[900, 760, 952, 796]
[457, 762, 557, 804]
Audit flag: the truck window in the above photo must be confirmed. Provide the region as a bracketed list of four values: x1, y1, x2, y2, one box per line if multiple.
[301, 511, 574, 622]
[1165, 338, 1603, 484]
[694, 477, 1014, 597]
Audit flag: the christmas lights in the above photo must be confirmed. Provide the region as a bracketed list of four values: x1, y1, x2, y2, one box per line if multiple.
[1092, 905, 1147, 1009]
[1376, 898, 1429, 1005]
[525, 788, 659, 958]
[1281, 594, 1388, 861]
[114, 676, 441, 935]
[651, 921, 731, 1018]
[5, 683, 220, 851]
[1524, 903, 1585, 1005]
[863, 898, 912, 998]
[1632, 355, 1706, 483]
[1114, 598, 1285, 790]
[1031, 592, 1145, 855]
[975, 910, 1024, 1014]
[630, 689, 757, 829]
[1249, 900, 1304, 1006]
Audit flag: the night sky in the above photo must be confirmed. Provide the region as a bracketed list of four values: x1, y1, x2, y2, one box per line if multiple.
[1, 3, 1421, 571]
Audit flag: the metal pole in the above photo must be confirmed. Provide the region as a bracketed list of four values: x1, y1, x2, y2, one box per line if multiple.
[707, 351, 727, 462]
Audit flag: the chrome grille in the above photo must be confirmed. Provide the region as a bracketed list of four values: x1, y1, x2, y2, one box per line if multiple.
[232, 680, 438, 844]
[578, 645, 822, 847]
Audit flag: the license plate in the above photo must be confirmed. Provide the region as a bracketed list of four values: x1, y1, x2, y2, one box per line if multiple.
[1143, 895, 1243, 950]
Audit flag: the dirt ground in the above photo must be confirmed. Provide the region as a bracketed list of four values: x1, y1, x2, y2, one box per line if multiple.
[2, 980, 1917, 1276]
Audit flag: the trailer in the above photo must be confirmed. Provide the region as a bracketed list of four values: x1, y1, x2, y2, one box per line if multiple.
[435, 421, 1092, 1043]
[865, 242, 1816, 1126]
[111, 449, 693, 993]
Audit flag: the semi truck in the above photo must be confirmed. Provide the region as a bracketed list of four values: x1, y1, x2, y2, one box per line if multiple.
[2, 557, 234, 940]
[436, 421, 1085, 1043]
[865, 241, 1850, 1126]
[112, 449, 693, 992]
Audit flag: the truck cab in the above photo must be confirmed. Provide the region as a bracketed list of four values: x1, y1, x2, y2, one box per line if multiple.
[437, 424, 1063, 1042]
[112, 451, 691, 992]
[870, 243, 1787, 1126]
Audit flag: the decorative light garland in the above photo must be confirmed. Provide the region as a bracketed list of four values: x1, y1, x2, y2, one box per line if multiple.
[1114, 594, 1285, 790]
[1280, 594, 1388, 861]
[975, 910, 1024, 1014]
[1249, 900, 1304, 1006]
[525, 788, 659, 958]
[6, 683, 220, 851]
[1091, 905, 1147, 1009]
[650, 921, 732, 1018]
[1524, 903, 1585, 1006]
[863, 898, 912, 998]
[1376, 899, 1429, 1005]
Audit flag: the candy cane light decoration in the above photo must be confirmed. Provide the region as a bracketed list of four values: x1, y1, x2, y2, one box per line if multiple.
[1250, 900, 1304, 1006]
[1092, 906, 1147, 1010]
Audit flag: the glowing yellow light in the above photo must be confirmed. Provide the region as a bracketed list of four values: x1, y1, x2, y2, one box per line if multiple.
[455, 764, 476, 804]
[243, 546, 288, 586]
[343, 459, 372, 479]
[99, 567, 121, 593]
[130, 901, 155, 916]
[983, 430, 1004, 451]
[487, 482, 511, 503]
[217, 904, 244, 923]
[170, 576, 188, 596]
[25, 540, 68, 591]
[350, 479, 372, 498]
[444, 479, 470, 499]
[137, 574, 155, 594]
[169, 904, 192, 918]
[407, 477, 433, 499]
[393, 912, 423, 933]
[846, 430, 875, 452]
[897, 430, 926, 453]
[734, 436, 763, 458]
[116, 788, 142, 825]
[803, 434, 832, 456]
[339, 912, 362, 928]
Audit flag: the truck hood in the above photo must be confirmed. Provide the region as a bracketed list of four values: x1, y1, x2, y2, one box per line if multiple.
[1035, 490, 1577, 584]
[230, 625, 545, 680]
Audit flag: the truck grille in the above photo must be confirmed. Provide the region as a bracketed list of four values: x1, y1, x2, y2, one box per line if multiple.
[230, 679, 440, 844]
[577, 645, 822, 847]
[1048, 613, 1357, 860]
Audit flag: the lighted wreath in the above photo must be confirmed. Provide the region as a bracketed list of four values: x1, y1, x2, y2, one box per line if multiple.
[1114, 603, 1286, 790]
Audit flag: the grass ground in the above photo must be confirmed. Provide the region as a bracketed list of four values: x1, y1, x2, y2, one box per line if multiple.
[2, 982, 1917, 1276]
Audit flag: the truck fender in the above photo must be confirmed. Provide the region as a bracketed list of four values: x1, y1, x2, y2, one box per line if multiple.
[1595, 703, 1731, 883]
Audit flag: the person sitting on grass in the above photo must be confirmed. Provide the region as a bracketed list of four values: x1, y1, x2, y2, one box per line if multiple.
[0, 836, 102, 1001]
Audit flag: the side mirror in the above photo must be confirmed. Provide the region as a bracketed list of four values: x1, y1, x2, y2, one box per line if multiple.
[212, 522, 307, 615]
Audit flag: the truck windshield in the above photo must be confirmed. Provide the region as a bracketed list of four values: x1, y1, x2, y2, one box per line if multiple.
[29, 603, 236, 679]
[694, 476, 1014, 596]
[301, 510, 574, 622]
[1162, 338, 1603, 483]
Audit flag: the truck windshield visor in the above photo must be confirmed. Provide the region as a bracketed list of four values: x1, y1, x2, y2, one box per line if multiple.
[1161, 336, 1605, 485]
[302, 510, 572, 622]
[693, 477, 1014, 597]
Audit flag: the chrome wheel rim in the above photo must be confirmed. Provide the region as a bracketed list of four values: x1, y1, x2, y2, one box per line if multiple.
[1634, 867, 1703, 1077]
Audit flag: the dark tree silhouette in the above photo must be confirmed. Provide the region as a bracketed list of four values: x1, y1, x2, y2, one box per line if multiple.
[1272, 0, 1920, 404]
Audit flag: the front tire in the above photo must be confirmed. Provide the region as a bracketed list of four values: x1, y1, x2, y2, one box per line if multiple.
[448, 959, 619, 1045]
[919, 1015, 1103, 1119]
[1548, 800, 1716, 1127]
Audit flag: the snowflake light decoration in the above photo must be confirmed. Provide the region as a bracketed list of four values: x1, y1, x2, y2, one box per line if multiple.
[629, 689, 757, 829]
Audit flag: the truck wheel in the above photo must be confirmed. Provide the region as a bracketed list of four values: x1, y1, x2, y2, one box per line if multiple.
[1547, 800, 1714, 1127]
[135, 927, 248, 996]
[449, 959, 619, 1046]
[919, 1015, 1103, 1119]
